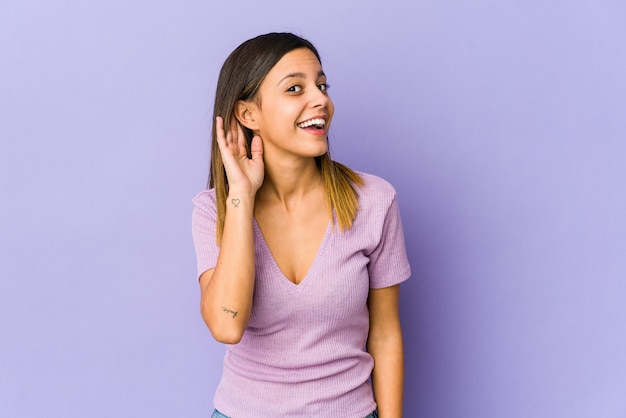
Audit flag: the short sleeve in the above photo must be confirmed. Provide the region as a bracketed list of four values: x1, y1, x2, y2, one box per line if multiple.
[367, 196, 411, 289]
[191, 190, 220, 279]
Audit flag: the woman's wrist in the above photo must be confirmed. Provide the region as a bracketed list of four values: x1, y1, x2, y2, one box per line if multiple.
[225, 190, 256, 214]
[227, 187, 257, 200]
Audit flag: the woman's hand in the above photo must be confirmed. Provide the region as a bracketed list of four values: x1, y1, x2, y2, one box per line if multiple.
[215, 116, 264, 196]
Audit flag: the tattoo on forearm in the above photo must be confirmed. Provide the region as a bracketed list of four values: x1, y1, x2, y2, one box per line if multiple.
[221, 307, 238, 318]
[231, 198, 240, 208]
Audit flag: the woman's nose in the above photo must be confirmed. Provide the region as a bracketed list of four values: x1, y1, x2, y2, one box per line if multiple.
[310, 86, 329, 108]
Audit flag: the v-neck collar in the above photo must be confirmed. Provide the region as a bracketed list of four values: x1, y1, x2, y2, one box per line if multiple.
[253, 219, 331, 291]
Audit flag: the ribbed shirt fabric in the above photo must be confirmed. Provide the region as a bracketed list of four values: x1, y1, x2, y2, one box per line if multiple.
[192, 172, 411, 417]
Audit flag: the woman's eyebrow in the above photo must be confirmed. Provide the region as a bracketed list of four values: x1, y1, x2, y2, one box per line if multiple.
[278, 70, 326, 85]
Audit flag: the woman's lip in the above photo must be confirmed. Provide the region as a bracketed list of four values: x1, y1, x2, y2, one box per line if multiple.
[299, 125, 328, 136]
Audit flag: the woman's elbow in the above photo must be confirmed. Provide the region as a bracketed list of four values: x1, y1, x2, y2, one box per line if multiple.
[201, 307, 245, 344]
[209, 326, 244, 344]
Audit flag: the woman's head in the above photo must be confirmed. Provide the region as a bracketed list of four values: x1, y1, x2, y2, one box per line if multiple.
[210, 33, 322, 173]
[209, 33, 362, 243]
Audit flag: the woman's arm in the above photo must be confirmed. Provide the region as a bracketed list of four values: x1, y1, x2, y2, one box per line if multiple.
[367, 284, 404, 418]
[199, 116, 264, 344]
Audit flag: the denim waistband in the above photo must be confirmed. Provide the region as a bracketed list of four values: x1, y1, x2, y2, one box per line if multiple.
[212, 409, 378, 417]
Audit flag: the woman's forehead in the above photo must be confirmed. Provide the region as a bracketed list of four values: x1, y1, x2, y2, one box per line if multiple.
[267, 49, 324, 82]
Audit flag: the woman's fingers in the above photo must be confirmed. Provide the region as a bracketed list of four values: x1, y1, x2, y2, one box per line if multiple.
[216, 116, 237, 154]
[215, 116, 225, 145]
[217, 115, 247, 154]
[215, 115, 264, 193]
[236, 120, 248, 154]
[250, 135, 263, 163]
[229, 115, 238, 145]
[216, 116, 234, 151]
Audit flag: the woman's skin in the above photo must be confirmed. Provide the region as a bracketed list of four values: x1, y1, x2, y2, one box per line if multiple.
[368, 283, 404, 417]
[199, 48, 404, 417]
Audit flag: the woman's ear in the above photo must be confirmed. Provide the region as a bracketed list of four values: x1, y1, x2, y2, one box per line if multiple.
[234, 100, 259, 130]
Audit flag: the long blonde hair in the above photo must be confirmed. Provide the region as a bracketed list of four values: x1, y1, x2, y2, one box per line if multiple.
[209, 33, 363, 243]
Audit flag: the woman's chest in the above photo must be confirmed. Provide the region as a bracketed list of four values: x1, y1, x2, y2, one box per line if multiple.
[249, 232, 373, 329]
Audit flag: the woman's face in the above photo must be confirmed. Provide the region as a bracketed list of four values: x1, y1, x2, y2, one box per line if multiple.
[248, 48, 334, 163]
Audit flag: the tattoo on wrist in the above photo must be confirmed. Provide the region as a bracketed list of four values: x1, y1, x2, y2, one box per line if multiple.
[231, 198, 240, 208]
[221, 307, 238, 318]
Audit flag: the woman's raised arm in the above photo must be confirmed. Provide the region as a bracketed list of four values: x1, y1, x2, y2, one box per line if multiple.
[199, 116, 264, 344]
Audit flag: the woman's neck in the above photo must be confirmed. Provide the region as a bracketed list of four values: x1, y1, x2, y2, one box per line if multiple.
[257, 157, 323, 209]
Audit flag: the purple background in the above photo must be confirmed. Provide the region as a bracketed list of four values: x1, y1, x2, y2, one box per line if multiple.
[2, 1, 625, 417]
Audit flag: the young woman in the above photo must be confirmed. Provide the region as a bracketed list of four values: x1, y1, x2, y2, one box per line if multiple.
[192, 32, 411, 418]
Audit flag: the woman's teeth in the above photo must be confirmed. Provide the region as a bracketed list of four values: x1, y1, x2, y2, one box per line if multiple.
[297, 118, 326, 129]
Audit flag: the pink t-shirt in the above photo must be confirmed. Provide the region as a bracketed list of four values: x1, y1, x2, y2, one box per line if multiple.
[192, 172, 411, 417]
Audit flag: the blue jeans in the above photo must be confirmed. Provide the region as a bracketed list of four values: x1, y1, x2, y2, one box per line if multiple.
[212, 409, 378, 417]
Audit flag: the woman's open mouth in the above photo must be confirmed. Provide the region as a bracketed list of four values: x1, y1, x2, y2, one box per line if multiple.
[297, 118, 326, 131]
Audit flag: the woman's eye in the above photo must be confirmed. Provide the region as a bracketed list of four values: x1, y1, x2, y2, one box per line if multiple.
[318, 83, 329, 92]
[287, 85, 302, 92]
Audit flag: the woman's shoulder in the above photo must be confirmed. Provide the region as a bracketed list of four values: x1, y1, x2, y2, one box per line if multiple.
[355, 171, 398, 200]
[351, 171, 399, 217]
[192, 188, 216, 204]
[192, 188, 217, 214]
